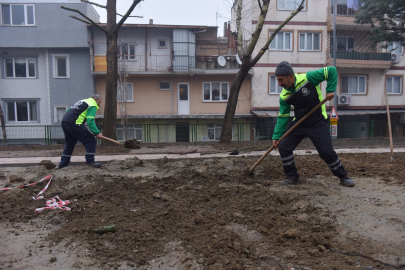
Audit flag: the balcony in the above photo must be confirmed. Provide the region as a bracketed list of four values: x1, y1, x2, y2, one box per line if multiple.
[93, 55, 200, 73]
[93, 55, 172, 73]
[328, 2, 370, 31]
[332, 5, 358, 16]
[328, 50, 392, 69]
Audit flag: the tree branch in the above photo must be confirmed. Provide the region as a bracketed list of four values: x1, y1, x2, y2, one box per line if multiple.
[257, 0, 263, 14]
[236, 0, 243, 54]
[69, 15, 92, 24]
[244, 0, 270, 57]
[114, 0, 143, 32]
[80, 0, 106, 9]
[61, 5, 107, 34]
[80, 1, 142, 18]
[249, 0, 305, 67]
[117, 13, 143, 18]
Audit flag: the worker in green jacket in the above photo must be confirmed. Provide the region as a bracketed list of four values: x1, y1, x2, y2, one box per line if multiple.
[58, 94, 103, 169]
[272, 61, 354, 187]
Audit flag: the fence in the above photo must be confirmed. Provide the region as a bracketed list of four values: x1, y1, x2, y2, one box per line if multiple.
[0, 120, 404, 145]
[115, 123, 251, 143]
[330, 51, 392, 61]
[254, 120, 405, 140]
[0, 125, 65, 145]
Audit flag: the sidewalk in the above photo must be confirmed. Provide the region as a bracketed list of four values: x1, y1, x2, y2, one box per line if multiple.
[1, 147, 404, 166]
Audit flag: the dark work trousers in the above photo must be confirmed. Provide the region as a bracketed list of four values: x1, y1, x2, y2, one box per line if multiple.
[59, 121, 97, 168]
[278, 120, 347, 178]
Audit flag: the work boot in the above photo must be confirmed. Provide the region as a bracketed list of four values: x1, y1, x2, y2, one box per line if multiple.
[58, 165, 66, 169]
[280, 175, 300, 185]
[339, 174, 355, 187]
[88, 162, 101, 168]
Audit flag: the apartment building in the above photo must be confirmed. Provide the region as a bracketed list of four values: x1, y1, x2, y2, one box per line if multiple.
[91, 22, 252, 142]
[0, 0, 99, 144]
[233, 0, 405, 139]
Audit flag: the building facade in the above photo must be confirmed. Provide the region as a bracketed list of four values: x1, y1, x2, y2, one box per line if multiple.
[91, 23, 253, 142]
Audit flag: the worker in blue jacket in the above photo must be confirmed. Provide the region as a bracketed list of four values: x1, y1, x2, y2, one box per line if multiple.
[59, 94, 103, 169]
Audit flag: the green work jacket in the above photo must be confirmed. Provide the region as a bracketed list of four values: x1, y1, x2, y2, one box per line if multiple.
[272, 66, 337, 140]
[62, 98, 100, 135]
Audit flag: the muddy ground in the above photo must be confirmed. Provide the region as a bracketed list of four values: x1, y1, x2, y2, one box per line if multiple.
[1, 139, 405, 270]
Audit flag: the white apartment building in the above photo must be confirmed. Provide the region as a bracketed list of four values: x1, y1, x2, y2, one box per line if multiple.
[232, 0, 405, 139]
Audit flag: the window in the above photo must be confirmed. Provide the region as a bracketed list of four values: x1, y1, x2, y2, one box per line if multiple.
[158, 40, 166, 49]
[117, 124, 142, 141]
[120, 43, 136, 60]
[52, 55, 70, 78]
[277, 0, 306, 10]
[269, 74, 283, 94]
[6, 100, 38, 122]
[207, 123, 222, 141]
[117, 82, 133, 102]
[1, 4, 35, 25]
[331, 0, 366, 15]
[54, 107, 68, 123]
[5, 58, 36, 78]
[330, 37, 355, 52]
[270, 31, 292, 51]
[203, 82, 229, 101]
[341, 75, 366, 94]
[159, 81, 171, 90]
[299, 32, 321, 51]
[386, 76, 402, 94]
[387, 41, 404, 54]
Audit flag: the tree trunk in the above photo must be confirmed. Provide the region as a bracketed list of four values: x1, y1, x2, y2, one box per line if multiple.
[0, 103, 7, 145]
[103, 32, 118, 141]
[220, 57, 251, 143]
[102, 0, 118, 142]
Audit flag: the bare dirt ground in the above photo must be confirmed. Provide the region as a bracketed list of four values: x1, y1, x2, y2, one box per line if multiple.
[1, 138, 405, 270]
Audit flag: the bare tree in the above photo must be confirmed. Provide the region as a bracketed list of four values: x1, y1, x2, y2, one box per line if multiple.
[220, 0, 305, 143]
[61, 0, 142, 142]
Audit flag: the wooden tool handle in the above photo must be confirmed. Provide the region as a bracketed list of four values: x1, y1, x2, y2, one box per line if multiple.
[249, 98, 329, 173]
[100, 135, 123, 146]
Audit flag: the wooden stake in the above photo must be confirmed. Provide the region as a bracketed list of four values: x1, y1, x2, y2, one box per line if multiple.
[384, 88, 394, 160]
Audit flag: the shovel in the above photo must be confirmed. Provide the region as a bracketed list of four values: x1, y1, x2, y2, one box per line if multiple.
[100, 135, 123, 146]
[99, 135, 140, 149]
[249, 98, 328, 173]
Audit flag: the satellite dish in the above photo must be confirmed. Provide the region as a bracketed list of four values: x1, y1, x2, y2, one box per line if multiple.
[235, 54, 242, 65]
[217, 56, 226, 67]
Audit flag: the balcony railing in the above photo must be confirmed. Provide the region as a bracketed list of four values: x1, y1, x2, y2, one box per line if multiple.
[93, 55, 197, 72]
[332, 5, 358, 16]
[330, 50, 392, 61]
[93, 55, 172, 72]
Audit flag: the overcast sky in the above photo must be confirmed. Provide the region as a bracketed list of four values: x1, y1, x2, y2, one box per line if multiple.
[89, 0, 232, 36]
